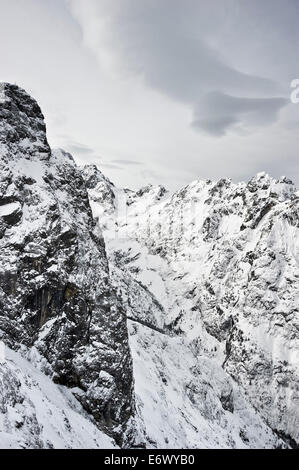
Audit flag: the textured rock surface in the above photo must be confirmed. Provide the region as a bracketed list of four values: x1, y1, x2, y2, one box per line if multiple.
[0, 83, 134, 445]
[85, 166, 298, 448]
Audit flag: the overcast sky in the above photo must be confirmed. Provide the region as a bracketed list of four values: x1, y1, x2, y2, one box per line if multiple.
[0, 0, 298, 189]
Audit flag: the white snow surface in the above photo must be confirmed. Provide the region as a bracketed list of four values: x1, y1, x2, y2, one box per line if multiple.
[129, 320, 279, 449]
[0, 345, 116, 449]
[85, 166, 298, 448]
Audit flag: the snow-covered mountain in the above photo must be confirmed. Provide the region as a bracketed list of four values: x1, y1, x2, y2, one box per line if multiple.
[83, 166, 299, 448]
[0, 84, 298, 449]
[0, 83, 134, 447]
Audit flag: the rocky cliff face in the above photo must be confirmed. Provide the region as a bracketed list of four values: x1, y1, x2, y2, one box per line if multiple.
[0, 83, 134, 445]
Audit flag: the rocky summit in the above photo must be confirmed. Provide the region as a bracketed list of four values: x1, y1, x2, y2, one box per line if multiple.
[0, 84, 298, 449]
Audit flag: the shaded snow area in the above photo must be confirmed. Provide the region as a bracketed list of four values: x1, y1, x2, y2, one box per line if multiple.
[0, 346, 116, 449]
[129, 321, 280, 449]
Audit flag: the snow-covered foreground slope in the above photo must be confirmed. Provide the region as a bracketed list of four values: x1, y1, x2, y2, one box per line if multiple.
[0, 346, 115, 449]
[84, 165, 298, 448]
[129, 320, 281, 449]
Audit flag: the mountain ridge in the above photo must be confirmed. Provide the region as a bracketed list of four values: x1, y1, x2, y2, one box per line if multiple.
[83, 157, 298, 447]
[0, 83, 135, 447]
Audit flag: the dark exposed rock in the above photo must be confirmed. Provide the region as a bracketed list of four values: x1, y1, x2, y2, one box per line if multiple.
[0, 83, 50, 159]
[220, 390, 234, 413]
[0, 83, 135, 446]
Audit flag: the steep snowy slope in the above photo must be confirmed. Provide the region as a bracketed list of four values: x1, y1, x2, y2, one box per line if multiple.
[0, 345, 115, 449]
[128, 319, 282, 449]
[84, 165, 298, 448]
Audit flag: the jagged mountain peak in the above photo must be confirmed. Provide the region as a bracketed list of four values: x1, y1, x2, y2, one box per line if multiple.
[246, 171, 296, 199]
[177, 172, 296, 201]
[0, 83, 49, 160]
[135, 184, 167, 198]
[81, 163, 115, 189]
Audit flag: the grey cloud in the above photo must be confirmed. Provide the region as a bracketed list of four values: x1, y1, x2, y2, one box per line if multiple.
[67, 142, 94, 154]
[192, 93, 288, 136]
[100, 162, 123, 170]
[117, 11, 277, 101]
[69, 0, 289, 136]
[111, 159, 143, 166]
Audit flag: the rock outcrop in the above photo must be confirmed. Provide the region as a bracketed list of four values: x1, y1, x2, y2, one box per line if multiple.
[0, 83, 134, 445]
